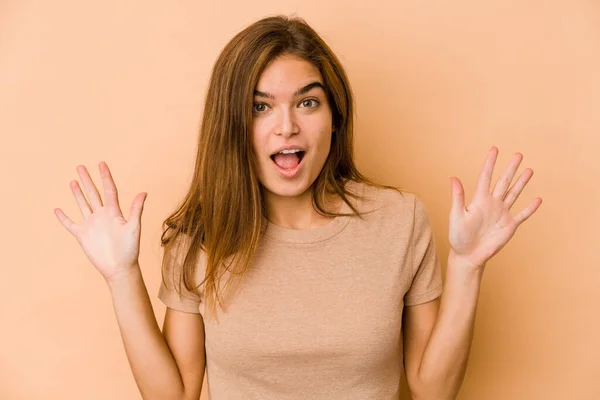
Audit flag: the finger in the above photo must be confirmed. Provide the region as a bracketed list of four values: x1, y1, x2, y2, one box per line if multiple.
[99, 162, 123, 214]
[514, 197, 543, 225]
[492, 152, 523, 199]
[476, 146, 499, 196]
[128, 192, 147, 227]
[503, 168, 534, 209]
[54, 207, 80, 237]
[76, 165, 103, 211]
[71, 180, 92, 219]
[450, 177, 465, 214]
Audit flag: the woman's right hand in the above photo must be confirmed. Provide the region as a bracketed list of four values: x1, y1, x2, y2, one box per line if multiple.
[54, 162, 148, 284]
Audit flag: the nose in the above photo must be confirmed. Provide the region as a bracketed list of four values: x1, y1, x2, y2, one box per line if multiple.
[276, 107, 299, 138]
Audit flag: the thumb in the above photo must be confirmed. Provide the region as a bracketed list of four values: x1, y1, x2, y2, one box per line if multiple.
[450, 177, 465, 215]
[128, 192, 147, 227]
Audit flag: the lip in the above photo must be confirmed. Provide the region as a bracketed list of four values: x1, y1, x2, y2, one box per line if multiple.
[271, 152, 306, 178]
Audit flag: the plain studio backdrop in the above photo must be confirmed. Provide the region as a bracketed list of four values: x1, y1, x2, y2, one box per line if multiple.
[1, 1, 598, 399]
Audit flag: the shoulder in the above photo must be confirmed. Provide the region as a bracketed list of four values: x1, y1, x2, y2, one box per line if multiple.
[343, 181, 433, 239]
[348, 180, 422, 217]
[162, 232, 208, 282]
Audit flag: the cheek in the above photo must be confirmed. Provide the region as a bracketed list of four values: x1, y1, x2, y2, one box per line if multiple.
[317, 130, 333, 152]
[250, 124, 267, 153]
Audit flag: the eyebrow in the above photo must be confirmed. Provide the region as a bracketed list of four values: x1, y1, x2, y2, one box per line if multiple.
[253, 81, 326, 100]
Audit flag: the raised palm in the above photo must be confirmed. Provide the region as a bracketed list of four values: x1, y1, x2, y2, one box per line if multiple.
[54, 162, 147, 283]
[448, 147, 542, 269]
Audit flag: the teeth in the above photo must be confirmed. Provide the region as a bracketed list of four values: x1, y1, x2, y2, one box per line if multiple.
[278, 149, 301, 154]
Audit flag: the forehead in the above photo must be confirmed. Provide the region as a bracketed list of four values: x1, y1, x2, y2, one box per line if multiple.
[255, 55, 323, 94]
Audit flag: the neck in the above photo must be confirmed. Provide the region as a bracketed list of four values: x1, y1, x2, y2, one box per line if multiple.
[263, 185, 341, 230]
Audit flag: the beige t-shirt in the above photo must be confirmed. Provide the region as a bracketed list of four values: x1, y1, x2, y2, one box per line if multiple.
[158, 180, 443, 399]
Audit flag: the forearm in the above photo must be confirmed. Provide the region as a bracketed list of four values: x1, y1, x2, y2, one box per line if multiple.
[416, 252, 485, 400]
[107, 265, 185, 400]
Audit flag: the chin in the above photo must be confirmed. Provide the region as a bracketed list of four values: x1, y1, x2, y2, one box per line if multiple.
[257, 166, 317, 197]
[261, 179, 313, 198]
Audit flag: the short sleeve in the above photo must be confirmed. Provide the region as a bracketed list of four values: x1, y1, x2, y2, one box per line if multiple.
[404, 195, 443, 306]
[157, 236, 203, 314]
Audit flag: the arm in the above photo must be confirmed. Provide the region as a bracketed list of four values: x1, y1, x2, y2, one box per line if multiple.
[402, 297, 440, 398]
[404, 147, 541, 399]
[162, 306, 206, 399]
[108, 265, 205, 400]
[403, 252, 483, 400]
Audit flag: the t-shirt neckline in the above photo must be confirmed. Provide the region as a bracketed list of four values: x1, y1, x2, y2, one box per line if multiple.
[262, 182, 358, 244]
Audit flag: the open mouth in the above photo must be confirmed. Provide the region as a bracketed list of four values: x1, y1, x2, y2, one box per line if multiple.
[270, 151, 306, 163]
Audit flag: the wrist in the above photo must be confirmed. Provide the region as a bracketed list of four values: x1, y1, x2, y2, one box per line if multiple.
[448, 251, 486, 275]
[106, 263, 142, 291]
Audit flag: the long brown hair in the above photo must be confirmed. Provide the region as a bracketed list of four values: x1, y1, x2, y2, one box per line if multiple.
[160, 14, 404, 320]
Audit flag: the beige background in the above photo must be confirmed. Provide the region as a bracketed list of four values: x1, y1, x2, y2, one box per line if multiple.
[1, 0, 598, 399]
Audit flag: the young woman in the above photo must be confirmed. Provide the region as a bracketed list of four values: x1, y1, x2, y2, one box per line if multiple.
[54, 15, 542, 400]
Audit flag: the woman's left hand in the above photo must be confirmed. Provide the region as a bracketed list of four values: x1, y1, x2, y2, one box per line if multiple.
[448, 146, 543, 271]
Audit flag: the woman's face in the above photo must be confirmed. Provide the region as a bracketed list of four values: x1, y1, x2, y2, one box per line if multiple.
[251, 54, 334, 200]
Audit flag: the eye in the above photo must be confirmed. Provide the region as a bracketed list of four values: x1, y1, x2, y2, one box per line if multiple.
[253, 103, 269, 113]
[300, 99, 320, 108]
